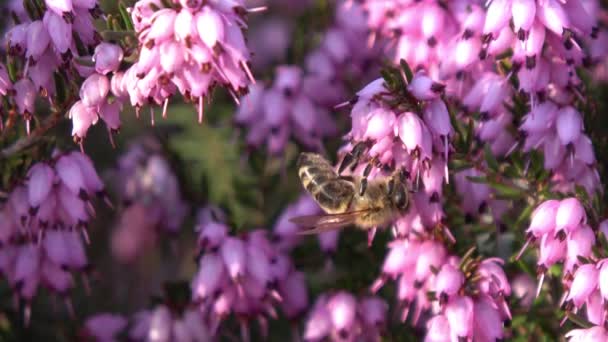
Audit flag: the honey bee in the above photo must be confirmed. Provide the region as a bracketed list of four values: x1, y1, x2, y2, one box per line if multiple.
[290, 152, 410, 234]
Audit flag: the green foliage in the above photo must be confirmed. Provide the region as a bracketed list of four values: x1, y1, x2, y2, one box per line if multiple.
[158, 104, 265, 229]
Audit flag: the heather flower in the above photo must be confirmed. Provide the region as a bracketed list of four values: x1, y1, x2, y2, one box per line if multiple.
[566, 326, 608, 342]
[511, 273, 536, 309]
[235, 66, 337, 154]
[191, 220, 308, 339]
[123, 0, 255, 122]
[303, 292, 387, 341]
[129, 306, 211, 341]
[82, 313, 127, 342]
[93, 43, 124, 75]
[566, 264, 598, 308]
[0, 150, 107, 315]
[108, 138, 187, 262]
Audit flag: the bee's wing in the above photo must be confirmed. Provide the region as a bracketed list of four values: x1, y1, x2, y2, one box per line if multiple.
[289, 210, 370, 235]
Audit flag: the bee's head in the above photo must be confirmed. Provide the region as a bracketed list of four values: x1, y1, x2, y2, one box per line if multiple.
[391, 182, 409, 212]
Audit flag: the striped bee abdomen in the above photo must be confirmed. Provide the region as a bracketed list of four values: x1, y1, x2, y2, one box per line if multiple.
[297, 153, 355, 213]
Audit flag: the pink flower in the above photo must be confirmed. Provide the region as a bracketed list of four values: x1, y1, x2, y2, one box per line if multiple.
[512, 273, 536, 308]
[555, 198, 586, 235]
[0, 64, 12, 96]
[567, 264, 598, 308]
[537, 0, 570, 35]
[93, 43, 124, 75]
[424, 315, 451, 342]
[84, 313, 127, 342]
[556, 107, 583, 146]
[80, 73, 110, 107]
[69, 101, 98, 140]
[358, 297, 387, 328]
[27, 163, 55, 209]
[14, 78, 36, 115]
[434, 264, 464, 299]
[408, 72, 444, 100]
[445, 295, 474, 339]
[566, 225, 595, 272]
[191, 253, 225, 300]
[304, 298, 331, 340]
[45, 0, 73, 16]
[43, 10, 72, 54]
[527, 200, 559, 237]
[566, 326, 608, 342]
[26, 21, 50, 60]
[280, 271, 308, 319]
[473, 297, 505, 341]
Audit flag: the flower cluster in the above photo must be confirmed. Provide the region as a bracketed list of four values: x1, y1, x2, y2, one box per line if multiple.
[81, 295, 211, 341]
[303, 292, 387, 341]
[68, 43, 124, 145]
[129, 305, 210, 341]
[191, 211, 308, 339]
[518, 200, 608, 331]
[370, 235, 511, 341]
[519, 198, 592, 279]
[0, 151, 107, 319]
[520, 103, 599, 194]
[235, 66, 337, 154]
[108, 138, 187, 263]
[337, 74, 452, 238]
[120, 0, 255, 121]
[236, 1, 380, 154]
[2, 0, 100, 133]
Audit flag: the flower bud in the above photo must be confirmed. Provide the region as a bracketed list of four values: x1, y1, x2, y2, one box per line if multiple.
[408, 72, 443, 101]
[94, 43, 124, 75]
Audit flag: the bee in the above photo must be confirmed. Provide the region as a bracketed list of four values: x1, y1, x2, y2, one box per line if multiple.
[290, 152, 410, 234]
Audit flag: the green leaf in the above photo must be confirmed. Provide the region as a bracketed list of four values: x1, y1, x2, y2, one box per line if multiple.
[159, 104, 264, 229]
[448, 158, 474, 173]
[566, 312, 594, 329]
[465, 175, 488, 184]
[52, 72, 68, 105]
[488, 180, 525, 199]
[515, 203, 534, 227]
[399, 59, 414, 84]
[118, 1, 135, 31]
[484, 144, 499, 172]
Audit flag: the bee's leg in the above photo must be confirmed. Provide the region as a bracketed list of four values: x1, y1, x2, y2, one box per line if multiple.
[388, 168, 411, 196]
[367, 227, 377, 247]
[338, 141, 369, 174]
[359, 157, 380, 196]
